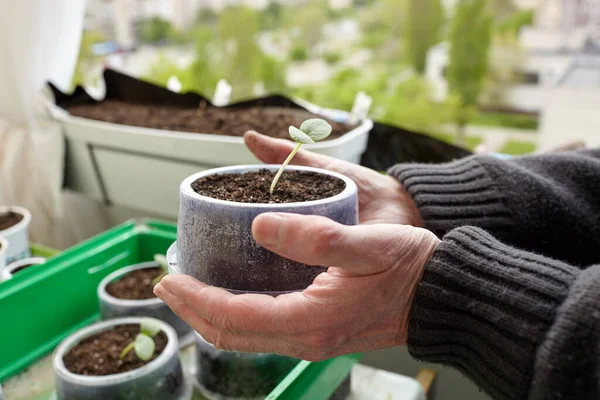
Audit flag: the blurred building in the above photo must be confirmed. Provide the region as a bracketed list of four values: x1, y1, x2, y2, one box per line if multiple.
[426, 0, 600, 113]
[538, 38, 600, 150]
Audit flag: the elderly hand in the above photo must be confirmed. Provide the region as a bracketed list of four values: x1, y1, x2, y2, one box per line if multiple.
[154, 214, 439, 361]
[244, 130, 423, 227]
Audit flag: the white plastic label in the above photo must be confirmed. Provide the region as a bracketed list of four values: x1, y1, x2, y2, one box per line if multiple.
[167, 76, 182, 93]
[213, 79, 232, 107]
[349, 91, 372, 124]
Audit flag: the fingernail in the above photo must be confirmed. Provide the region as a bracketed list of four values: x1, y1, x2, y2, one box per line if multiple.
[153, 282, 164, 298]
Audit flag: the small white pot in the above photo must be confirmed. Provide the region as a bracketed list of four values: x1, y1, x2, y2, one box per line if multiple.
[0, 236, 8, 273]
[98, 262, 195, 347]
[1, 257, 46, 281]
[0, 206, 32, 264]
[52, 317, 192, 400]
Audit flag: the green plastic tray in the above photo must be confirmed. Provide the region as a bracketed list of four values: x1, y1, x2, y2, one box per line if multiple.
[0, 219, 359, 399]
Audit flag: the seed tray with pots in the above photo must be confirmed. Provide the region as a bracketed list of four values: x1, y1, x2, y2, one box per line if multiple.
[0, 220, 359, 400]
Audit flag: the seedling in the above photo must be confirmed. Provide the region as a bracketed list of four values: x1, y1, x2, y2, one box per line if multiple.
[270, 118, 332, 195]
[151, 254, 169, 286]
[120, 319, 162, 361]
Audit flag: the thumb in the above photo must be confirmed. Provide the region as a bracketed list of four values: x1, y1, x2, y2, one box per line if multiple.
[252, 213, 416, 276]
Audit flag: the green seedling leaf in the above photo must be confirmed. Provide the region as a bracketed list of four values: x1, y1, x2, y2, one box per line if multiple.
[140, 319, 162, 337]
[270, 118, 332, 195]
[299, 118, 333, 142]
[134, 333, 155, 361]
[154, 254, 168, 272]
[289, 126, 314, 144]
[152, 254, 169, 285]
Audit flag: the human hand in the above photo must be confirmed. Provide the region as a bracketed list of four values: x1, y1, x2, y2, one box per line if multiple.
[244, 131, 423, 227]
[154, 213, 439, 360]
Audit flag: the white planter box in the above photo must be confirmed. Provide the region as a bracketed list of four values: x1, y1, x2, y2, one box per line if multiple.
[54, 107, 372, 218]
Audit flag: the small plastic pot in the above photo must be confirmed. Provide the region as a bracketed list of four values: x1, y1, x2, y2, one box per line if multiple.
[193, 333, 299, 400]
[98, 262, 195, 347]
[52, 317, 192, 400]
[177, 165, 358, 292]
[1, 257, 46, 281]
[0, 206, 32, 264]
[0, 236, 8, 273]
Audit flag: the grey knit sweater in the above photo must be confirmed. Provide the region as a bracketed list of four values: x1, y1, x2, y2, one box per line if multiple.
[389, 149, 600, 400]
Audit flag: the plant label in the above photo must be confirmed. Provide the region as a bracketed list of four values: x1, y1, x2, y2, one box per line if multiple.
[349, 91, 372, 125]
[213, 79, 232, 107]
[167, 76, 182, 93]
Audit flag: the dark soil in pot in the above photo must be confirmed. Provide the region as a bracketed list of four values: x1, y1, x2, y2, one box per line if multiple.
[0, 212, 23, 231]
[105, 267, 162, 300]
[67, 100, 350, 140]
[195, 340, 299, 398]
[191, 169, 346, 203]
[63, 324, 168, 376]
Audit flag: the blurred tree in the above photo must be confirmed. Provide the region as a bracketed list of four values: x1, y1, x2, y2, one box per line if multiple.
[448, 0, 492, 144]
[484, 30, 526, 107]
[359, 0, 404, 60]
[261, 56, 288, 93]
[289, 42, 309, 61]
[292, 1, 327, 50]
[139, 16, 175, 43]
[381, 77, 460, 135]
[404, 0, 444, 74]
[323, 50, 342, 65]
[71, 30, 106, 89]
[196, 8, 218, 26]
[497, 9, 534, 36]
[488, 0, 517, 23]
[218, 6, 263, 99]
[261, 1, 284, 30]
[186, 27, 219, 96]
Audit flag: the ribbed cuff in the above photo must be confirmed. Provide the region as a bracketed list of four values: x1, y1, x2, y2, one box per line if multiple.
[407, 227, 579, 400]
[388, 157, 513, 237]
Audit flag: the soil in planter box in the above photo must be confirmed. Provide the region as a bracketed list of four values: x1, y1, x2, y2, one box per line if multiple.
[191, 169, 345, 204]
[63, 324, 168, 376]
[0, 212, 23, 231]
[67, 100, 351, 140]
[106, 267, 162, 300]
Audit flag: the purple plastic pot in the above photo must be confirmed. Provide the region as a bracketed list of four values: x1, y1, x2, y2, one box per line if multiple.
[175, 165, 358, 293]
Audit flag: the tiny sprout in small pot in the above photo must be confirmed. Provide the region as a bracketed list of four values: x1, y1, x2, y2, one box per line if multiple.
[119, 319, 162, 361]
[174, 118, 359, 293]
[270, 118, 332, 195]
[53, 317, 192, 400]
[98, 257, 194, 346]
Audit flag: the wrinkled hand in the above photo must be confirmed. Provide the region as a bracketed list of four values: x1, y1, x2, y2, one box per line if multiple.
[155, 214, 439, 360]
[244, 131, 423, 226]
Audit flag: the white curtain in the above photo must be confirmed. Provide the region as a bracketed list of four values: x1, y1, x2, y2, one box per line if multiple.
[0, 0, 87, 248]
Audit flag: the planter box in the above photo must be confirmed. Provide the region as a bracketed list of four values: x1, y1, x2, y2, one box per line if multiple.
[49, 71, 372, 218]
[53, 108, 371, 218]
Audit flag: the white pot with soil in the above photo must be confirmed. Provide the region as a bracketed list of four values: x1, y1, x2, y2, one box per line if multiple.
[0, 206, 32, 264]
[169, 164, 358, 293]
[53, 101, 371, 218]
[52, 317, 192, 400]
[97, 261, 195, 347]
[1, 257, 46, 281]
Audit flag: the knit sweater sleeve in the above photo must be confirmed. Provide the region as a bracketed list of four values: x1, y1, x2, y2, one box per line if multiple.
[408, 226, 600, 400]
[388, 149, 600, 267]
